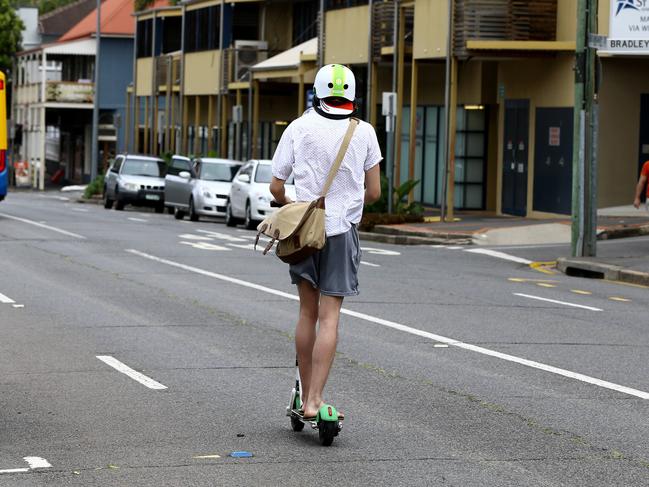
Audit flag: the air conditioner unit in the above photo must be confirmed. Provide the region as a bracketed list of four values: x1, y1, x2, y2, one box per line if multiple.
[234, 40, 268, 82]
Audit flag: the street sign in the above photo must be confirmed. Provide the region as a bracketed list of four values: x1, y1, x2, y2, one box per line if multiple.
[232, 105, 243, 124]
[588, 34, 608, 50]
[382, 92, 396, 117]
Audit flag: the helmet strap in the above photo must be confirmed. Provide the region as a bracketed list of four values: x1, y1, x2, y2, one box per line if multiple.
[313, 95, 355, 120]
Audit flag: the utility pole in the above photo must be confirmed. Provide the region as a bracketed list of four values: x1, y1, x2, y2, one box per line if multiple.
[571, 0, 599, 257]
[90, 0, 101, 181]
[386, 0, 399, 214]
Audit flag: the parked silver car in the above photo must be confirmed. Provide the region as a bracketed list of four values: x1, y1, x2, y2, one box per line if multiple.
[226, 160, 296, 229]
[104, 154, 166, 212]
[165, 156, 241, 221]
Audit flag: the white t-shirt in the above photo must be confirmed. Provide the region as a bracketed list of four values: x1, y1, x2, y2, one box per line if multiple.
[272, 109, 382, 236]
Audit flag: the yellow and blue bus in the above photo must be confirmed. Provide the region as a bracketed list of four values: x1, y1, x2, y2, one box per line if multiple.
[0, 71, 7, 201]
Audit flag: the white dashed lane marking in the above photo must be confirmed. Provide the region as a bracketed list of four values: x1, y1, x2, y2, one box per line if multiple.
[96, 355, 167, 390]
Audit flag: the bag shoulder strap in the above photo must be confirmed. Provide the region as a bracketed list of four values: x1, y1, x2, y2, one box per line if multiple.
[320, 117, 360, 198]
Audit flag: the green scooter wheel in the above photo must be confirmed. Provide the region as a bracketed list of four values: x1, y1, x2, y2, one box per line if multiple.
[318, 420, 337, 446]
[291, 416, 305, 432]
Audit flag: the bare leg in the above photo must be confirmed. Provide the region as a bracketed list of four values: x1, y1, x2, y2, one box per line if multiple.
[295, 281, 319, 409]
[303, 294, 343, 418]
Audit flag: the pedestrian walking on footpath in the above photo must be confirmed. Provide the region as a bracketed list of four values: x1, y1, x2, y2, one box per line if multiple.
[633, 160, 649, 211]
[269, 64, 382, 420]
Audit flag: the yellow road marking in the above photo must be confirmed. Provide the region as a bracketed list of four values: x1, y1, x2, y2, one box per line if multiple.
[530, 261, 558, 275]
[423, 216, 461, 223]
[536, 283, 556, 288]
[609, 297, 632, 303]
[193, 455, 221, 459]
[608, 280, 649, 289]
[571, 290, 592, 295]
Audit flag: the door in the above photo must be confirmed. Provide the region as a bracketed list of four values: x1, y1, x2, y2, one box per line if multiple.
[533, 108, 573, 215]
[165, 157, 193, 208]
[638, 94, 649, 203]
[502, 100, 530, 216]
[231, 163, 252, 217]
[106, 156, 123, 198]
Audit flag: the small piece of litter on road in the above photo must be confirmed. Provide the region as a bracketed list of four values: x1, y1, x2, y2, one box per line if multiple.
[107, 464, 119, 469]
[12, 304, 24, 308]
[73, 471, 80, 475]
[193, 454, 221, 459]
[230, 451, 253, 458]
[237, 433, 245, 437]
[609, 297, 631, 302]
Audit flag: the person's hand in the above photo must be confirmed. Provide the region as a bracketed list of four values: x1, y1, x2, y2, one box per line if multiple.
[634, 197, 641, 209]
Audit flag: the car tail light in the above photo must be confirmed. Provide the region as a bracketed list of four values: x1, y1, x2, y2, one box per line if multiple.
[0, 151, 6, 173]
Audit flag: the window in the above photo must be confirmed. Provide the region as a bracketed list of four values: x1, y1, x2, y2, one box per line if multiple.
[161, 16, 182, 54]
[121, 159, 166, 177]
[325, 0, 368, 11]
[200, 162, 241, 182]
[184, 6, 221, 53]
[136, 19, 153, 57]
[232, 3, 259, 41]
[167, 158, 191, 176]
[293, 0, 318, 46]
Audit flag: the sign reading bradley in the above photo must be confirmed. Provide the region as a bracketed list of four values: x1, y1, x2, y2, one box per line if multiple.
[608, 0, 649, 52]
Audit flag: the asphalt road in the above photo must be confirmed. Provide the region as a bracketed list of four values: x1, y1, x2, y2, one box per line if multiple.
[1, 191, 648, 486]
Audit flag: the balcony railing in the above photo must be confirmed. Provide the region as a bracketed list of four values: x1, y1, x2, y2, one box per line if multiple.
[156, 55, 181, 91]
[454, 0, 558, 57]
[46, 81, 94, 103]
[371, 2, 413, 60]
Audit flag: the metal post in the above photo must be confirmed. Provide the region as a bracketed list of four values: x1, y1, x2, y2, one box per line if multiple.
[440, 0, 453, 220]
[366, 0, 373, 122]
[216, 0, 225, 156]
[387, 0, 399, 214]
[318, 0, 325, 68]
[571, 0, 598, 257]
[91, 0, 101, 180]
[179, 4, 186, 154]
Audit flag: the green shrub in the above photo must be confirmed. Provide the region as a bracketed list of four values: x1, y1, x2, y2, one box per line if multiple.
[83, 174, 105, 199]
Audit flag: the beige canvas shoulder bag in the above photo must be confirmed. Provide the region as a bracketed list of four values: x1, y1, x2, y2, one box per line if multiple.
[255, 118, 359, 264]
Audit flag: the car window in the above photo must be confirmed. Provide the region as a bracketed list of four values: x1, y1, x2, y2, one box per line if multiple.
[167, 158, 191, 176]
[200, 163, 241, 182]
[254, 164, 293, 184]
[241, 164, 253, 177]
[121, 158, 166, 177]
[112, 156, 124, 173]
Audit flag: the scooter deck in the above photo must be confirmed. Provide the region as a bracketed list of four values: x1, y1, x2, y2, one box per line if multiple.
[290, 409, 344, 423]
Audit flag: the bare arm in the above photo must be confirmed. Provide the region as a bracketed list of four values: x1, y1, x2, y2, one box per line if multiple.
[364, 164, 381, 204]
[270, 177, 293, 205]
[634, 175, 647, 209]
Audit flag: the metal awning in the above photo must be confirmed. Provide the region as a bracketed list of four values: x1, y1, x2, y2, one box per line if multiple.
[251, 37, 317, 80]
[44, 38, 97, 56]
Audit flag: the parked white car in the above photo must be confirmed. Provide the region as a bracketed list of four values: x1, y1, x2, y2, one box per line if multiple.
[165, 156, 241, 221]
[226, 160, 296, 229]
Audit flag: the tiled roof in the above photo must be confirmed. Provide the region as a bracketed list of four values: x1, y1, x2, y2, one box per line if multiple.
[39, 0, 97, 37]
[59, 0, 135, 42]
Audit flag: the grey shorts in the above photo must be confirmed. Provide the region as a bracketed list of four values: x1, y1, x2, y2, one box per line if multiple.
[289, 225, 361, 297]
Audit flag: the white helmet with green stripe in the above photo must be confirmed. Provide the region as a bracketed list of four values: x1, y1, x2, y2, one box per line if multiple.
[314, 64, 356, 102]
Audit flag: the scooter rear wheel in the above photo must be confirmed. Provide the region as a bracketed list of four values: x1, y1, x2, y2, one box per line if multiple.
[318, 421, 337, 446]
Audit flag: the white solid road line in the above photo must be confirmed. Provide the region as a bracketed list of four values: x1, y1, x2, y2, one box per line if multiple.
[0, 212, 86, 239]
[0, 292, 15, 304]
[0, 469, 30, 474]
[128, 217, 148, 222]
[23, 457, 52, 469]
[96, 355, 168, 390]
[464, 248, 532, 265]
[127, 249, 649, 400]
[360, 261, 380, 267]
[197, 229, 247, 242]
[514, 293, 603, 312]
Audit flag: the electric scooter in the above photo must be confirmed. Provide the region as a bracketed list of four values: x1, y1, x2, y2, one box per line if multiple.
[286, 358, 343, 446]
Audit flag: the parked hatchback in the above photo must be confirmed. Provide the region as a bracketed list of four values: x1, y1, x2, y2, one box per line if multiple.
[104, 154, 166, 212]
[165, 156, 241, 221]
[226, 160, 295, 229]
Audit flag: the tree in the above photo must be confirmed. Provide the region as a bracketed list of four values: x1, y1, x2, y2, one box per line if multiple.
[0, 0, 24, 74]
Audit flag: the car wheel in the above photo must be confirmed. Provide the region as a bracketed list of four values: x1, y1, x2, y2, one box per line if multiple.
[244, 201, 256, 230]
[189, 198, 199, 222]
[103, 186, 113, 209]
[174, 207, 186, 220]
[114, 190, 125, 211]
[225, 201, 238, 227]
[166, 206, 175, 215]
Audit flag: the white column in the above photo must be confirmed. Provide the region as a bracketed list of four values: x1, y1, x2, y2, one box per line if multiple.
[39, 51, 47, 191]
